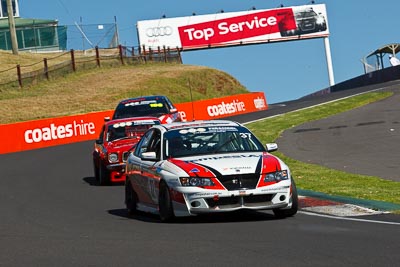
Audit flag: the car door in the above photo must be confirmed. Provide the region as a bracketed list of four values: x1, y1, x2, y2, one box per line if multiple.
[131, 129, 162, 207]
[93, 125, 106, 167]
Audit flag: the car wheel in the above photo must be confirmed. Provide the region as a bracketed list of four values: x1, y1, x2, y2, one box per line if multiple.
[273, 178, 298, 218]
[125, 181, 137, 216]
[159, 181, 175, 223]
[98, 163, 109, 186]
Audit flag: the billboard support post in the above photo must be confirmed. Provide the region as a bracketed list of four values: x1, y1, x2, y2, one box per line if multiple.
[324, 37, 335, 86]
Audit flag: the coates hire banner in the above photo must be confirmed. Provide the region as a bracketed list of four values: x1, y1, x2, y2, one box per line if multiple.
[137, 4, 329, 50]
[0, 92, 267, 154]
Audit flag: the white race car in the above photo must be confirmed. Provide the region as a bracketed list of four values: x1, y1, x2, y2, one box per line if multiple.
[125, 120, 298, 222]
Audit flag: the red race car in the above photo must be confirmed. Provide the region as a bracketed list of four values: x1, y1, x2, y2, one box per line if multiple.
[93, 117, 160, 185]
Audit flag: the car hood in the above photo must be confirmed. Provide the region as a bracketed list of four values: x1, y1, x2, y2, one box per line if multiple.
[107, 139, 139, 150]
[166, 152, 284, 177]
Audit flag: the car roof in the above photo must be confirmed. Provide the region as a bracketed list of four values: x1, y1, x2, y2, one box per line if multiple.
[104, 116, 160, 127]
[117, 95, 168, 105]
[156, 120, 241, 131]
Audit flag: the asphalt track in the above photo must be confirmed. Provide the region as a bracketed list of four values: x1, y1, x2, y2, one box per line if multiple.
[0, 81, 399, 266]
[233, 80, 400, 181]
[276, 85, 400, 181]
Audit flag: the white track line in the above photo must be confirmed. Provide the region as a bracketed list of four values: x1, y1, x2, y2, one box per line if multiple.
[299, 211, 400, 226]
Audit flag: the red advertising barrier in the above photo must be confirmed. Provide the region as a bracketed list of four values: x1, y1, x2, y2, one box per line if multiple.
[175, 92, 267, 121]
[0, 110, 114, 154]
[0, 92, 267, 154]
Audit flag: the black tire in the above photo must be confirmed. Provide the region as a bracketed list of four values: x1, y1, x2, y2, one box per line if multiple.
[273, 178, 298, 218]
[98, 163, 109, 186]
[125, 181, 137, 216]
[159, 181, 175, 222]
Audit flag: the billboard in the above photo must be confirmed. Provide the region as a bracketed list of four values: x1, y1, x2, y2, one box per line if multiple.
[137, 4, 329, 50]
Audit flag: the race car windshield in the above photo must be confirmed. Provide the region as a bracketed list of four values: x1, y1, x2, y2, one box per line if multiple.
[165, 126, 265, 158]
[296, 10, 318, 19]
[113, 99, 169, 119]
[107, 124, 154, 142]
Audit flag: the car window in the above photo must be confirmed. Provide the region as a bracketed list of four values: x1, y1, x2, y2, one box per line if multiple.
[106, 123, 152, 142]
[296, 10, 318, 19]
[98, 126, 105, 143]
[164, 126, 265, 158]
[134, 129, 161, 159]
[113, 99, 169, 119]
[107, 125, 127, 141]
[164, 97, 175, 110]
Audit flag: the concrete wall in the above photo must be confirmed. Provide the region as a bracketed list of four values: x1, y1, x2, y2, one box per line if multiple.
[330, 65, 400, 93]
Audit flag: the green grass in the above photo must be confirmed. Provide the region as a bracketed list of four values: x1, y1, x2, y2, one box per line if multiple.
[247, 91, 400, 211]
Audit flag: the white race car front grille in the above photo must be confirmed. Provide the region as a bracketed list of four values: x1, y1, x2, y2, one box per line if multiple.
[205, 194, 274, 209]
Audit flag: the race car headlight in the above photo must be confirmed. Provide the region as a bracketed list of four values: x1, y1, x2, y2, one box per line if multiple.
[180, 177, 215, 187]
[108, 153, 119, 163]
[264, 170, 289, 182]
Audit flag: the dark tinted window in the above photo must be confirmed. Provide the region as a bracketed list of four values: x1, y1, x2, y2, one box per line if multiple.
[106, 120, 159, 142]
[113, 98, 170, 119]
[164, 126, 265, 158]
[134, 129, 161, 159]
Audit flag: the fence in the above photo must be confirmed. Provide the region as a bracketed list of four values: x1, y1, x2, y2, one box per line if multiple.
[66, 22, 118, 51]
[0, 45, 182, 89]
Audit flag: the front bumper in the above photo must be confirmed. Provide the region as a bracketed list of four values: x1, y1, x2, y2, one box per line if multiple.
[107, 163, 126, 183]
[173, 183, 291, 215]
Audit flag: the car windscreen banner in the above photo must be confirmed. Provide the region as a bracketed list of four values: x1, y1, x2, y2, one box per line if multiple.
[137, 4, 329, 50]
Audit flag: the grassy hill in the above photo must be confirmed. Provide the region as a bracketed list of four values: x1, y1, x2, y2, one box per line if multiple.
[0, 50, 248, 124]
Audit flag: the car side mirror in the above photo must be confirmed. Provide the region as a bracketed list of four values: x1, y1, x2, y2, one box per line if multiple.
[141, 151, 157, 161]
[266, 143, 278, 152]
[95, 139, 103, 145]
[170, 108, 178, 113]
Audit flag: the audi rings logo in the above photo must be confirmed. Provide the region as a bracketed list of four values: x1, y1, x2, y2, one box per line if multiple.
[146, 26, 173, 37]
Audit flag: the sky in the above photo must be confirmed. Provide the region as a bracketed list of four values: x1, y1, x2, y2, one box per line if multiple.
[18, 0, 400, 104]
